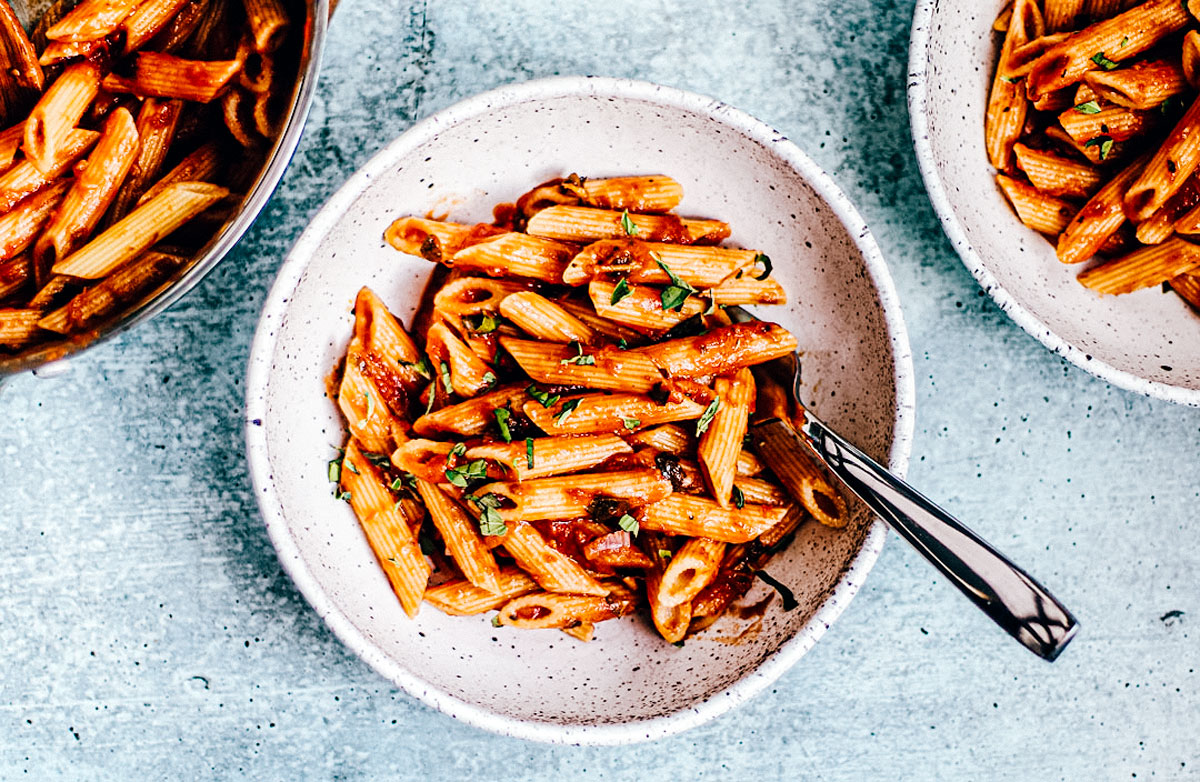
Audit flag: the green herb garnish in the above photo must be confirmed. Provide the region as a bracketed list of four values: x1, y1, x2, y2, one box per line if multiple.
[481, 371, 497, 390]
[463, 313, 498, 333]
[400, 356, 432, 379]
[620, 209, 639, 236]
[555, 398, 582, 425]
[448, 443, 466, 461]
[732, 485, 745, 509]
[439, 361, 453, 394]
[471, 493, 507, 536]
[610, 277, 633, 305]
[617, 513, 639, 536]
[445, 459, 488, 488]
[491, 615, 503, 627]
[753, 253, 773, 280]
[654, 253, 696, 312]
[1074, 100, 1101, 114]
[525, 437, 535, 469]
[1090, 52, 1118, 70]
[1084, 135, 1114, 160]
[559, 340, 595, 366]
[621, 417, 641, 430]
[494, 408, 512, 442]
[327, 458, 342, 483]
[696, 399, 720, 435]
[526, 384, 561, 408]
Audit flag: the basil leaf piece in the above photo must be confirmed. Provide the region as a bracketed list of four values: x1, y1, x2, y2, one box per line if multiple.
[327, 458, 341, 483]
[494, 407, 512, 442]
[620, 209, 639, 236]
[525, 437, 535, 469]
[463, 313, 498, 333]
[621, 417, 641, 430]
[481, 371, 497, 390]
[555, 398, 581, 425]
[695, 399, 720, 435]
[559, 340, 596, 366]
[753, 253, 773, 280]
[617, 513, 639, 536]
[1090, 52, 1118, 70]
[439, 361, 453, 394]
[661, 285, 692, 312]
[526, 384, 561, 408]
[732, 485, 745, 509]
[610, 277, 633, 305]
[1074, 100, 1101, 114]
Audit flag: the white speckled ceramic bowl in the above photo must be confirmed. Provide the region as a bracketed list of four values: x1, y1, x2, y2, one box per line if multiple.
[909, 0, 1200, 405]
[245, 76, 915, 744]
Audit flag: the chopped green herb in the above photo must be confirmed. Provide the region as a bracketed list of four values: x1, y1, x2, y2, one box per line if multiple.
[526, 384, 561, 408]
[1161, 95, 1182, 114]
[439, 361, 453, 394]
[471, 493, 507, 536]
[481, 371, 497, 390]
[335, 490, 352, 502]
[400, 356, 432, 379]
[525, 437, 535, 469]
[555, 398, 581, 425]
[491, 615, 503, 627]
[559, 340, 596, 366]
[390, 472, 417, 493]
[343, 460, 359, 475]
[1073, 100, 1101, 114]
[999, 75, 1020, 84]
[364, 451, 391, 468]
[1119, 35, 1129, 48]
[620, 209, 639, 236]
[449, 443, 467, 461]
[661, 284, 693, 312]
[445, 459, 488, 488]
[732, 485, 745, 509]
[617, 513, 639, 536]
[494, 407, 512, 442]
[1084, 134, 1113, 160]
[363, 391, 376, 420]
[424, 386, 435, 415]
[672, 639, 685, 648]
[327, 458, 341, 483]
[616, 338, 629, 350]
[1090, 52, 1118, 70]
[654, 253, 692, 289]
[610, 277, 633, 305]
[621, 417, 641, 430]
[463, 313, 498, 333]
[657, 549, 672, 560]
[695, 399, 720, 435]
[753, 253, 773, 280]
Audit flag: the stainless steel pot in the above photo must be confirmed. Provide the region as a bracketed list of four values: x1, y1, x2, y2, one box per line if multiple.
[0, 0, 328, 378]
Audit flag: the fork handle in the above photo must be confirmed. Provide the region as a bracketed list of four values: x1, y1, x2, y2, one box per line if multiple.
[790, 413, 1079, 661]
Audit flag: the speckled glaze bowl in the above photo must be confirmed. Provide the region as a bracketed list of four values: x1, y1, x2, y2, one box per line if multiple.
[245, 76, 915, 744]
[909, 0, 1200, 405]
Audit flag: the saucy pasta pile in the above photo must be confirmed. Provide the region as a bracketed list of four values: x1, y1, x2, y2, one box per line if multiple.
[0, 0, 295, 353]
[328, 174, 847, 644]
[986, 0, 1200, 305]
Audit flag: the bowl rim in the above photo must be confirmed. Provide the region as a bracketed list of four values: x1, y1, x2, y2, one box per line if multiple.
[907, 0, 1200, 407]
[0, 0, 330, 379]
[244, 75, 917, 745]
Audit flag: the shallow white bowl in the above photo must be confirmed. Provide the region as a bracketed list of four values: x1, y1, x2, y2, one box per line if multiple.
[245, 76, 915, 744]
[909, 0, 1200, 405]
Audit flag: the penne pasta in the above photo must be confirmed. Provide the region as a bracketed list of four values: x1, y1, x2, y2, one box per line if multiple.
[0, 308, 41, 346]
[0, 128, 98, 213]
[526, 205, 730, 245]
[501, 336, 662, 393]
[0, 180, 70, 263]
[496, 590, 637, 630]
[1012, 143, 1103, 198]
[634, 321, 798, 378]
[37, 251, 186, 334]
[384, 217, 506, 261]
[477, 469, 673, 522]
[46, 0, 140, 42]
[500, 522, 609, 596]
[1084, 58, 1188, 109]
[411, 383, 531, 437]
[516, 174, 683, 218]
[639, 494, 788, 543]
[108, 98, 183, 223]
[986, 0, 1042, 170]
[415, 479, 502, 594]
[24, 62, 101, 173]
[52, 182, 229, 279]
[103, 52, 243, 103]
[449, 232, 574, 284]
[498, 290, 595, 343]
[697, 368, 755, 508]
[562, 239, 759, 287]
[241, 0, 290, 53]
[423, 567, 539, 615]
[1124, 94, 1200, 220]
[1077, 236, 1200, 293]
[1056, 153, 1150, 264]
[522, 392, 706, 436]
[466, 434, 632, 481]
[657, 537, 725, 608]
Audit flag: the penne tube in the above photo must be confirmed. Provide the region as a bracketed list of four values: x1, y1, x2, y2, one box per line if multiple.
[0, 123, 25, 173]
[523, 392, 706, 436]
[466, 434, 632, 481]
[220, 86, 260, 148]
[732, 475, 790, 506]
[657, 537, 725, 608]
[151, 0, 211, 53]
[415, 479, 502, 594]
[0, 2, 43, 91]
[634, 321, 798, 378]
[589, 278, 704, 332]
[562, 239, 758, 287]
[996, 174, 1076, 235]
[1077, 236, 1200, 294]
[697, 368, 755, 507]
[108, 98, 183, 223]
[38, 38, 106, 66]
[1084, 58, 1188, 110]
[37, 251, 186, 334]
[501, 336, 663, 393]
[390, 439, 463, 484]
[747, 431, 848, 527]
[426, 320, 495, 398]
[0, 308, 41, 346]
[710, 274, 787, 306]
[423, 567, 539, 616]
[1025, 0, 1190, 99]
[1042, 123, 1126, 165]
[625, 422, 692, 454]
[1124, 94, 1200, 221]
[241, 0, 290, 53]
[496, 590, 637, 630]
[1056, 104, 1156, 144]
[986, 0, 1041, 170]
[1002, 32, 1071, 81]
[122, 0, 193, 53]
[500, 522, 608, 595]
[1057, 153, 1149, 264]
[1169, 271, 1200, 308]
[137, 142, 222, 206]
[645, 542, 691, 643]
[757, 504, 808, 551]
[449, 232, 574, 284]
[52, 182, 229, 279]
[432, 275, 533, 327]
[526, 205, 730, 245]
[498, 291, 595, 343]
[46, 0, 139, 42]
[638, 494, 788, 543]
[412, 383, 530, 437]
[516, 174, 684, 218]
[0, 128, 99, 213]
[103, 52, 242, 103]
[341, 441, 430, 618]
[1135, 175, 1200, 244]
[0, 180, 70, 263]
[478, 469, 673, 522]
[561, 622, 595, 641]
[1013, 143, 1103, 198]
[24, 62, 101, 173]
[337, 344, 404, 454]
[0, 255, 31, 301]
[1043, 0, 1084, 32]
[555, 297, 644, 343]
[1031, 89, 1074, 113]
[1185, 31, 1200, 89]
[384, 217, 505, 261]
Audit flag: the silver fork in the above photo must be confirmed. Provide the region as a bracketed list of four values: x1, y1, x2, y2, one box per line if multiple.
[726, 306, 1078, 661]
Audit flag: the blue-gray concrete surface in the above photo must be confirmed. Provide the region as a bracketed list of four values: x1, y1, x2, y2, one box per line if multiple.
[3, 1, 1198, 779]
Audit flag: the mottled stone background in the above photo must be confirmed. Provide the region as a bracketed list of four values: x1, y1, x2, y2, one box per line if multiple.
[3, 1, 1198, 779]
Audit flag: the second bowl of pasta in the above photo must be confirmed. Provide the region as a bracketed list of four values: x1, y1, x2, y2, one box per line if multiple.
[910, 0, 1200, 404]
[245, 76, 914, 744]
